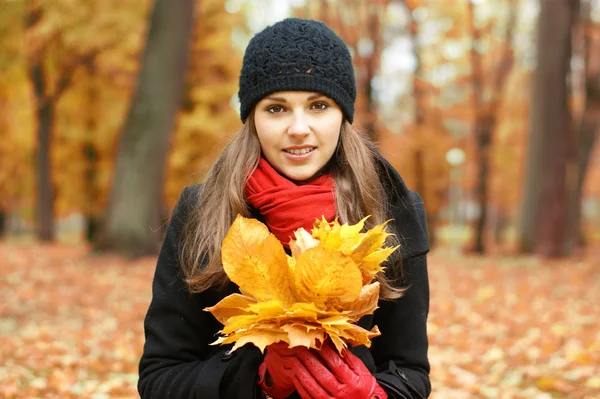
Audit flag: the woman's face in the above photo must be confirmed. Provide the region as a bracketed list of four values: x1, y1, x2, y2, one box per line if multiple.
[253, 91, 343, 182]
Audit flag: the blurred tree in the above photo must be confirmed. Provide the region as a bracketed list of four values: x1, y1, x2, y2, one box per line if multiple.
[298, 0, 389, 141]
[567, 0, 600, 250]
[408, 1, 453, 246]
[98, 0, 195, 257]
[299, 1, 451, 245]
[406, 1, 431, 243]
[467, 0, 517, 254]
[24, 2, 55, 242]
[1, 0, 30, 236]
[489, 69, 531, 247]
[354, 2, 386, 141]
[23, 0, 121, 241]
[407, 3, 425, 128]
[384, 0, 450, 246]
[519, 0, 580, 257]
[83, 60, 102, 243]
[362, 0, 455, 246]
[164, 0, 244, 210]
[0, 3, 18, 237]
[0, 87, 8, 237]
[0, 55, 31, 238]
[52, 1, 149, 243]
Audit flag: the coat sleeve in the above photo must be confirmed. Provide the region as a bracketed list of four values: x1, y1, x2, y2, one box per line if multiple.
[138, 186, 264, 399]
[373, 255, 431, 398]
[371, 187, 432, 398]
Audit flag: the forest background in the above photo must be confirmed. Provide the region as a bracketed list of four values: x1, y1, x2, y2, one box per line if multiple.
[1, 0, 599, 398]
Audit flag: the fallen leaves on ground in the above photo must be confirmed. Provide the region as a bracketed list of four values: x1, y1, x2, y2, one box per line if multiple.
[1, 242, 599, 398]
[428, 248, 600, 399]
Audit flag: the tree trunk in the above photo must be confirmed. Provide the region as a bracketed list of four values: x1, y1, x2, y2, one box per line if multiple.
[408, 7, 437, 246]
[567, 85, 599, 250]
[0, 90, 6, 238]
[469, 0, 515, 254]
[473, 120, 492, 253]
[518, 0, 579, 256]
[565, 1, 599, 251]
[98, 0, 195, 257]
[85, 138, 102, 244]
[409, 15, 425, 126]
[25, 4, 55, 242]
[84, 61, 102, 244]
[28, 67, 55, 242]
[493, 209, 508, 245]
[364, 8, 380, 142]
[35, 98, 55, 242]
[0, 211, 5, 238]
[467, 0, 486, 254]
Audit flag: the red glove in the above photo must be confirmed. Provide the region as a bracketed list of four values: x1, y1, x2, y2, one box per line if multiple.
[286, 341, 388, 399]
[257, 342, 301, 399]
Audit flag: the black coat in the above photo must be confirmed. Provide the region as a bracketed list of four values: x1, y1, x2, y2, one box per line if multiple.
[138, 156, 431, 399]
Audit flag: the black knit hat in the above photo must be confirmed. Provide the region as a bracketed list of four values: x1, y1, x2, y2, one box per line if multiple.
[238, 18, 356, 123]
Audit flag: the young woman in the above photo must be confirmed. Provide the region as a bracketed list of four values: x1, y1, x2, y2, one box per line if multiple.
[138, 17, 431, 399]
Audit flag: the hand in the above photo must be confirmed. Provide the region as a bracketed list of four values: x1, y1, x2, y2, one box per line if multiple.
[287, 341, 388, 399]
[257, 342, 301, 399]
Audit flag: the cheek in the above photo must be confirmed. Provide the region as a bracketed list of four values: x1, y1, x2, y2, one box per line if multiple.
[323, 112, 343, 141]
[322, 122, 342, 148]
[325, 133, 340, 150]
[254, 120, 276, 148]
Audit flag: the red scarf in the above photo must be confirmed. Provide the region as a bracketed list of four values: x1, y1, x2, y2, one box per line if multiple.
[245, 158, 336, 247]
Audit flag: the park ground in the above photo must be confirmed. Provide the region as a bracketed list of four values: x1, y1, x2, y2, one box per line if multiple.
[1, 242, 599, 399]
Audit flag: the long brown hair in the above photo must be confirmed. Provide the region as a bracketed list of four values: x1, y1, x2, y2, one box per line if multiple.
[179, 114, 405, 299]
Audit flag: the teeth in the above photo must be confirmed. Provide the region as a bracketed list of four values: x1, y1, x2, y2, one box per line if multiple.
[285, 147, 314, 155]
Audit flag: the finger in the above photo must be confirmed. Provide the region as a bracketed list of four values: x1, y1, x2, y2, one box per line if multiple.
[268, 345, 306, 368]
[276, 343, 312, 358]
[268, 342, 293, 356]
[257, 362, 267, 385]
[288, 356, 333, 399]
[318, 342, 354, 383]
[292, 371, 332, 399]
[266, 354, 298, 387]
[269, 342, 289, 351]
[295, 349, 343, 394]
[340, 347, 365, 372]
[293, 375, 317, 399]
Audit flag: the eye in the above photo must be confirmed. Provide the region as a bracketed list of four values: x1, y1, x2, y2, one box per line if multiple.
[311, 101, 329, 111]
[267, 105, 285, 114]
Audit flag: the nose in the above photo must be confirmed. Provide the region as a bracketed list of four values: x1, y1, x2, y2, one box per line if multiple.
[287, 110, 310, 137]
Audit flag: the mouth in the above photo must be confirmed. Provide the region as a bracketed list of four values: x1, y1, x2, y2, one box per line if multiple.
[283, 147, 316, 155]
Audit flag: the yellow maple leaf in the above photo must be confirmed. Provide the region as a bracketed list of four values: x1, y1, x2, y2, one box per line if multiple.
[205, 215, 395, 354]
[312, 217, 398, 284]
[221, 215, 296, 307]
[312, 216, 364, 251]
[282, 324, 327, 348]
[204, 293, 256, 325]
[339, 282, 381, 319]
[293, 246, 363, 306]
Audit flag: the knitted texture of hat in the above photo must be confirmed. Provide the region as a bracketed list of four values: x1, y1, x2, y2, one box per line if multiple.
[238, 18, 356, 123]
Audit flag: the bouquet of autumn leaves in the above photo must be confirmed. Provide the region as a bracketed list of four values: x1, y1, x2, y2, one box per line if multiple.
[204, 214, 398, 354]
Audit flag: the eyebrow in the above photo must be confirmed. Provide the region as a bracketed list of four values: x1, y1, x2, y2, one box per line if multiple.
[265, 93, 325, 102]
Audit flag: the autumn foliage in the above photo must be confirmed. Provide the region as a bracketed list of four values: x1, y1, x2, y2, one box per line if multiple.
[1, 0, 599, 255]
[0, 0, 243, 228]
[206, 215, 395, 353]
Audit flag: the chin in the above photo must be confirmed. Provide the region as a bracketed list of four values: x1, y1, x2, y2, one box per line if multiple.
[285, 173, 312, 182]
[282, 168, 318, 182]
